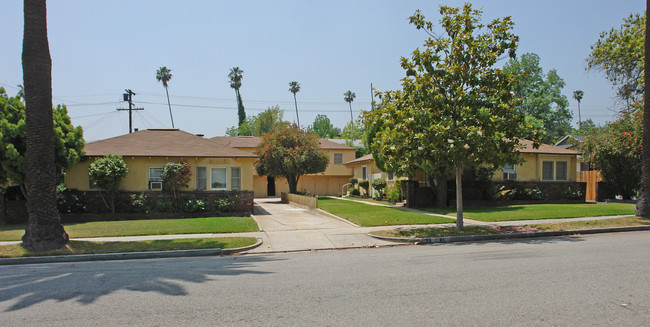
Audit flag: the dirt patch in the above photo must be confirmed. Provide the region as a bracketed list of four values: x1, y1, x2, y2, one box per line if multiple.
[487, 225, 542, 234]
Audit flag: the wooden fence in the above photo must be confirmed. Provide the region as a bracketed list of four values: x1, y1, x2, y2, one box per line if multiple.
[578, 170, 602, 202]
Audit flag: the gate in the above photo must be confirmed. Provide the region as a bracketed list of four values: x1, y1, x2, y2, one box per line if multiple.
[579, 170, 602, 202]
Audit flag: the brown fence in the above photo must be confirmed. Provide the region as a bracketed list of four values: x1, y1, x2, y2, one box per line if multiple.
[578, 171, 602, 202]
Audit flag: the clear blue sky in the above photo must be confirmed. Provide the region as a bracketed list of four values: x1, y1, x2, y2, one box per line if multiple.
[1, 0, 645, 141]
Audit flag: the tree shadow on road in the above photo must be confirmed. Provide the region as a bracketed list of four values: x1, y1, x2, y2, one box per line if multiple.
[444, 234, 587, 247]
[0, 254, 282, 311]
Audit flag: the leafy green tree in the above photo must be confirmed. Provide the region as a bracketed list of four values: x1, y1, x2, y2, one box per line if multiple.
[344, 90, 356, 123]
[162, 161, 192, 206]
[573, 118, 598, 136]
[573, 90, 584, 129]
[255, 125, 328, 193]
[578, 106, 641, 199]
[21, 0, 69, 251]
[289, 81, 301, 127]
[308, 114, 339, 138]
[637, 4, 650, 217]
[341, 119, 364, 140]
[371, 178, 387, 198]
[587, 12, 644, 104]
[226, 105, 289, 136]
[156, 66, 175, 128]
[364, 4, 536, 230]
[503, 53, 572, 143]
[88, 154, 128, 214]
[228, 67, 246, 126]
[0, 88, 85, 194]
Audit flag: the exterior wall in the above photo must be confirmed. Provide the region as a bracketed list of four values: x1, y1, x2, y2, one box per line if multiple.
[65, 156, 256, 192]
[492, 153, 578, 182]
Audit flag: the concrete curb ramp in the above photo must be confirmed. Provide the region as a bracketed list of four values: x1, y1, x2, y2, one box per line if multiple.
[0, 238, 263, 266]
[369, 225, 650, 244]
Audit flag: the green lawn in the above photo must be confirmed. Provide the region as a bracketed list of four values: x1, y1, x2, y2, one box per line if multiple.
[0, 237, 258, 258]
[417, 203, 636, 222]
[0, 216, 259, 241]
[318, 197, 455, 226]
[343, 196, 397, 206]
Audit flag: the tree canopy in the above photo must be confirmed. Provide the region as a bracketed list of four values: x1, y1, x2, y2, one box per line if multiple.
[587, 12, 645, 104]
[225, 105, 289, 136]
[88, 154, 128, 214]
[364, 3, 536, 230]
[254, 125, 328, 194]
[0, 88, 84, 191]
[308, 114, 340, 138]
[503, 53, 572, 144]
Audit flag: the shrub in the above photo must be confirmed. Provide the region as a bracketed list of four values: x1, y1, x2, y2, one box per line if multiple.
[162, 161, 192, 205]
[358, 180, 370, 196]
[565, 187, 583, 200]
[371, 178, 387, 198]
[349, 188, 360, 196]
[349, 177, 358, 187]
[57, 190, 87, 213]
[88, 154, 128, 214]
[128, 193, 150, 213]
[155, 200, 175, 213]
[386, 180, 402, 203]
[528, 187, 545, 200]
[214, 198, 235, 213]
[180, 198, 205, 213]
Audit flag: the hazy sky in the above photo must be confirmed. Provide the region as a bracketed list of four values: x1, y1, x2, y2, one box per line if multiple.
[1, 0, 645, 142]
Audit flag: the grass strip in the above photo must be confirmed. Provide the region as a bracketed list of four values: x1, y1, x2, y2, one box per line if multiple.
[530, 216, 649, 231]
[417, 203, 635, 222]
[0, 237, 258, 258]
[318, 197, 454, 227]
[371, 226, 501, 238]
[0, 216, 259, 241]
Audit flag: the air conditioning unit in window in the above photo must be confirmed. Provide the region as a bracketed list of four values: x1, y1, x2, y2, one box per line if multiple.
[149, 181, 163, 190]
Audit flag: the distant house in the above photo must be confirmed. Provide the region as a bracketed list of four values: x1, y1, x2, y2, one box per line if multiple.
[211, 136, 356, 196]
[65, 129, 257, 192]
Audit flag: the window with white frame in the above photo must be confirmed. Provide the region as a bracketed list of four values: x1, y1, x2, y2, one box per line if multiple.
[387, 173, 394, 181]
[196, 167, 206, 190]
[231, 167, 241, 191]
[333, 153, 343, 164]
[555, 161, 568, 181]
[503, 164, 517, 180]
[149, 167, 164, 190]
[362, 166, 367, 180]
[542, 161, 554, 181]
[210, 167, 227, 190]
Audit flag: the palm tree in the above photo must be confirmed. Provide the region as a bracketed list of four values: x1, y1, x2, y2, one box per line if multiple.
[289, 81, 301, 128]
[228, 67, 246, 126]
[21, 0, 69, 251]
[573, 90, 584, 129]
[344, 90, 356, 123]
[16, 84, 25, 100]
[156, 66, 175, 128]
[636, 1, 650, 218]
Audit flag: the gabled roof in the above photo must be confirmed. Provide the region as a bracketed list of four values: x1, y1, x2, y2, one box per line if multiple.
[345, 154, 374, 166]
[84, 129, 257, 158]
[554, 135, 585, 149]
[210, 136, 356, 150]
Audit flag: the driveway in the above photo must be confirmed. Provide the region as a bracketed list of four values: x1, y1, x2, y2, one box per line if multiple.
[248, 198, 396, 253]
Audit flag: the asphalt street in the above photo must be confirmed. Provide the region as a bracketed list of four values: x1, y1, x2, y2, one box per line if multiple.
[1, 231, 648, 326]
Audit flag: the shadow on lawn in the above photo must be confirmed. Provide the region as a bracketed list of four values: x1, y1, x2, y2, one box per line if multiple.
[0, 254, 282, 312]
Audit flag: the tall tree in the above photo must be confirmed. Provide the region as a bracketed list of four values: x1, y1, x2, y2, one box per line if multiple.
[344, 90, 356, 123]
[289, 81, 301, 128]
[503, 53, 572, 143]
[21, 0, 69, 251]
[255, 125, 328, 194]
[587, 12, 645, 105]
[225, 105, 288, 136]
[365, 4, 536, 230]
[308, 114, 339, 138]
[636, 3, 650, 218]
[156, 66, 175, 128]
[573, 90, 584, 129]
[228, 67, 246, 126]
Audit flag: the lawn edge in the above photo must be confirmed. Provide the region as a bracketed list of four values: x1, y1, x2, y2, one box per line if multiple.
[0, 238, 263, 266]
[368, 225, 650, 244]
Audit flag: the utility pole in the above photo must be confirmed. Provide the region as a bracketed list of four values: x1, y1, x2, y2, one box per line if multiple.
[370, 83, 375, 110]
[117, 89, 144, 133]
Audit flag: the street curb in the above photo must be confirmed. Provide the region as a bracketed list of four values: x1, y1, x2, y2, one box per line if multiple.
[0, 238, 263, 266]
[368, 225, 650, 244]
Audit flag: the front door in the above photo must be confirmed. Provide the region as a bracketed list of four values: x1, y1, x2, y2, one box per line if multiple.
[267, 176, 276, 196]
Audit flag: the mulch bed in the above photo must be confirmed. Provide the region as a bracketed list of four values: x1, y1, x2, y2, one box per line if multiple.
[487, 225, 542, 234]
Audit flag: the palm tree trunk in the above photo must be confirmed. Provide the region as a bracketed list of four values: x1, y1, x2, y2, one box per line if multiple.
[349, 102, 353, 123]
[455, 165, 464, 230]
[635, 0, 650, 218]
[165, 86, 174, 128]
[293, 93, 300, 128]
[21, 0, 69, 251]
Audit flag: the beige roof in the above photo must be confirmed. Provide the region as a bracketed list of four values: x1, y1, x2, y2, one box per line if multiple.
[345, 154, 374, 166]
[210, 136, 356, 150]
[84, 129, 257, 158]
[517, 139, 580, 155]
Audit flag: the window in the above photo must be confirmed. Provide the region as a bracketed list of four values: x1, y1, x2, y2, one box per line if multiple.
[362, 166, 367, 180]
[542, 161, 554, 181]
[556, 161, 568, 181]
[196, 167, 206, 190]
[149, 167, 164, 190]
[210, 168, 227, 190]
[387, 173, 394, 181]
[503, 164, 517, 180]
[231, 167, 241, 191]
[333, 153, 343, 164]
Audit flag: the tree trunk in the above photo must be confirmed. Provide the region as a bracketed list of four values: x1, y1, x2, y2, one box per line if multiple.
[21, 0, 69, 251]
[293, 94, 300, 128]
[287, 174, 299, 194]
[636, 0, 650, 218]
[349, 102, 353, 123]
[455, 165, 464, 231]
[165, 86, 174, 128]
